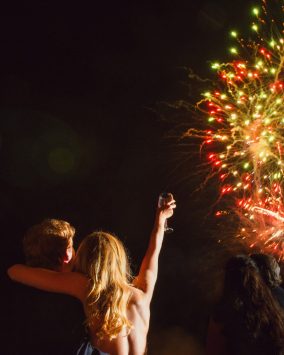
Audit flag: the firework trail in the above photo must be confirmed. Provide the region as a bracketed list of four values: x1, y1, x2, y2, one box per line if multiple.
[186, 1, 284, 258]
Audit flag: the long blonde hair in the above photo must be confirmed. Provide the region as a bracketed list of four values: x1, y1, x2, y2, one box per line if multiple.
[74, 231, 133, 339]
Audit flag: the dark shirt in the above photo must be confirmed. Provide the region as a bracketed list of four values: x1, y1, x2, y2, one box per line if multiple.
[4, 275, 86, 355]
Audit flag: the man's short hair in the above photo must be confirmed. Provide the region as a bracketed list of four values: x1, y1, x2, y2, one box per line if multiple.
[251, 253, 282, 288]
[23, 219, 75, 270]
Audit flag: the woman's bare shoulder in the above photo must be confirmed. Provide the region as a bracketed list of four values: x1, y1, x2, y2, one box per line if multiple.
[128, 285, 151, 328]
[129, 285, 148, 304]
[61, 271, 89, 300]
[63, 271, 88, 283]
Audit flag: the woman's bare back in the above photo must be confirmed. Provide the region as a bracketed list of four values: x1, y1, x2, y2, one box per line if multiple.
[89, 286, 150, 355]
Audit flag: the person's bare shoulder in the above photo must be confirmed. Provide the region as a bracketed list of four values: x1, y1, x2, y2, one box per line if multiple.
[128, 286, 149, 310]
[63, 272, 89, 301]
[127, 286, 151, 333]
[130, 285, 144, 299]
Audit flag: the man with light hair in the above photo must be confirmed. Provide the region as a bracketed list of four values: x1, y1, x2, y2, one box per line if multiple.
[6, 218, 85, 354]
[23, 218, 75, 271]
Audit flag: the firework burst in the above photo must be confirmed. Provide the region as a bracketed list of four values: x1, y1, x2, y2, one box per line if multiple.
[185, 1, 284, 257]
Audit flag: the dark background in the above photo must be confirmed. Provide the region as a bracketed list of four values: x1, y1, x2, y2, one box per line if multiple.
[1, 0, 254, 353]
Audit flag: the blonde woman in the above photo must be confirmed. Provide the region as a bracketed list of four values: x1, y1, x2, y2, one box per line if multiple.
[8, 195, 176, 355]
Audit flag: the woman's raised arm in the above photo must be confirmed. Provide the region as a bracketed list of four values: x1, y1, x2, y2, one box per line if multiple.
[7, 264, 88, 302]
[134, 195, 176, 302]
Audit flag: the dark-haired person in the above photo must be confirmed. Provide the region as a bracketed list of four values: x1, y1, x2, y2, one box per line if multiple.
[206, 255, 284, 355]
[251, 253, 284, 309]
[6, 219, 85, 355]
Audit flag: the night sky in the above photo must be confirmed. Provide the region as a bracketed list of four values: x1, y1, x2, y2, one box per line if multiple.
[1, 1, 254, 353]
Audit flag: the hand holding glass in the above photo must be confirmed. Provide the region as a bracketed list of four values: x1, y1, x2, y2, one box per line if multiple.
[158, 192, 174, 233]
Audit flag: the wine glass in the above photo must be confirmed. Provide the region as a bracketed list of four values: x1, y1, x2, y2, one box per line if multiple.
[158, 192, 174, 234]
